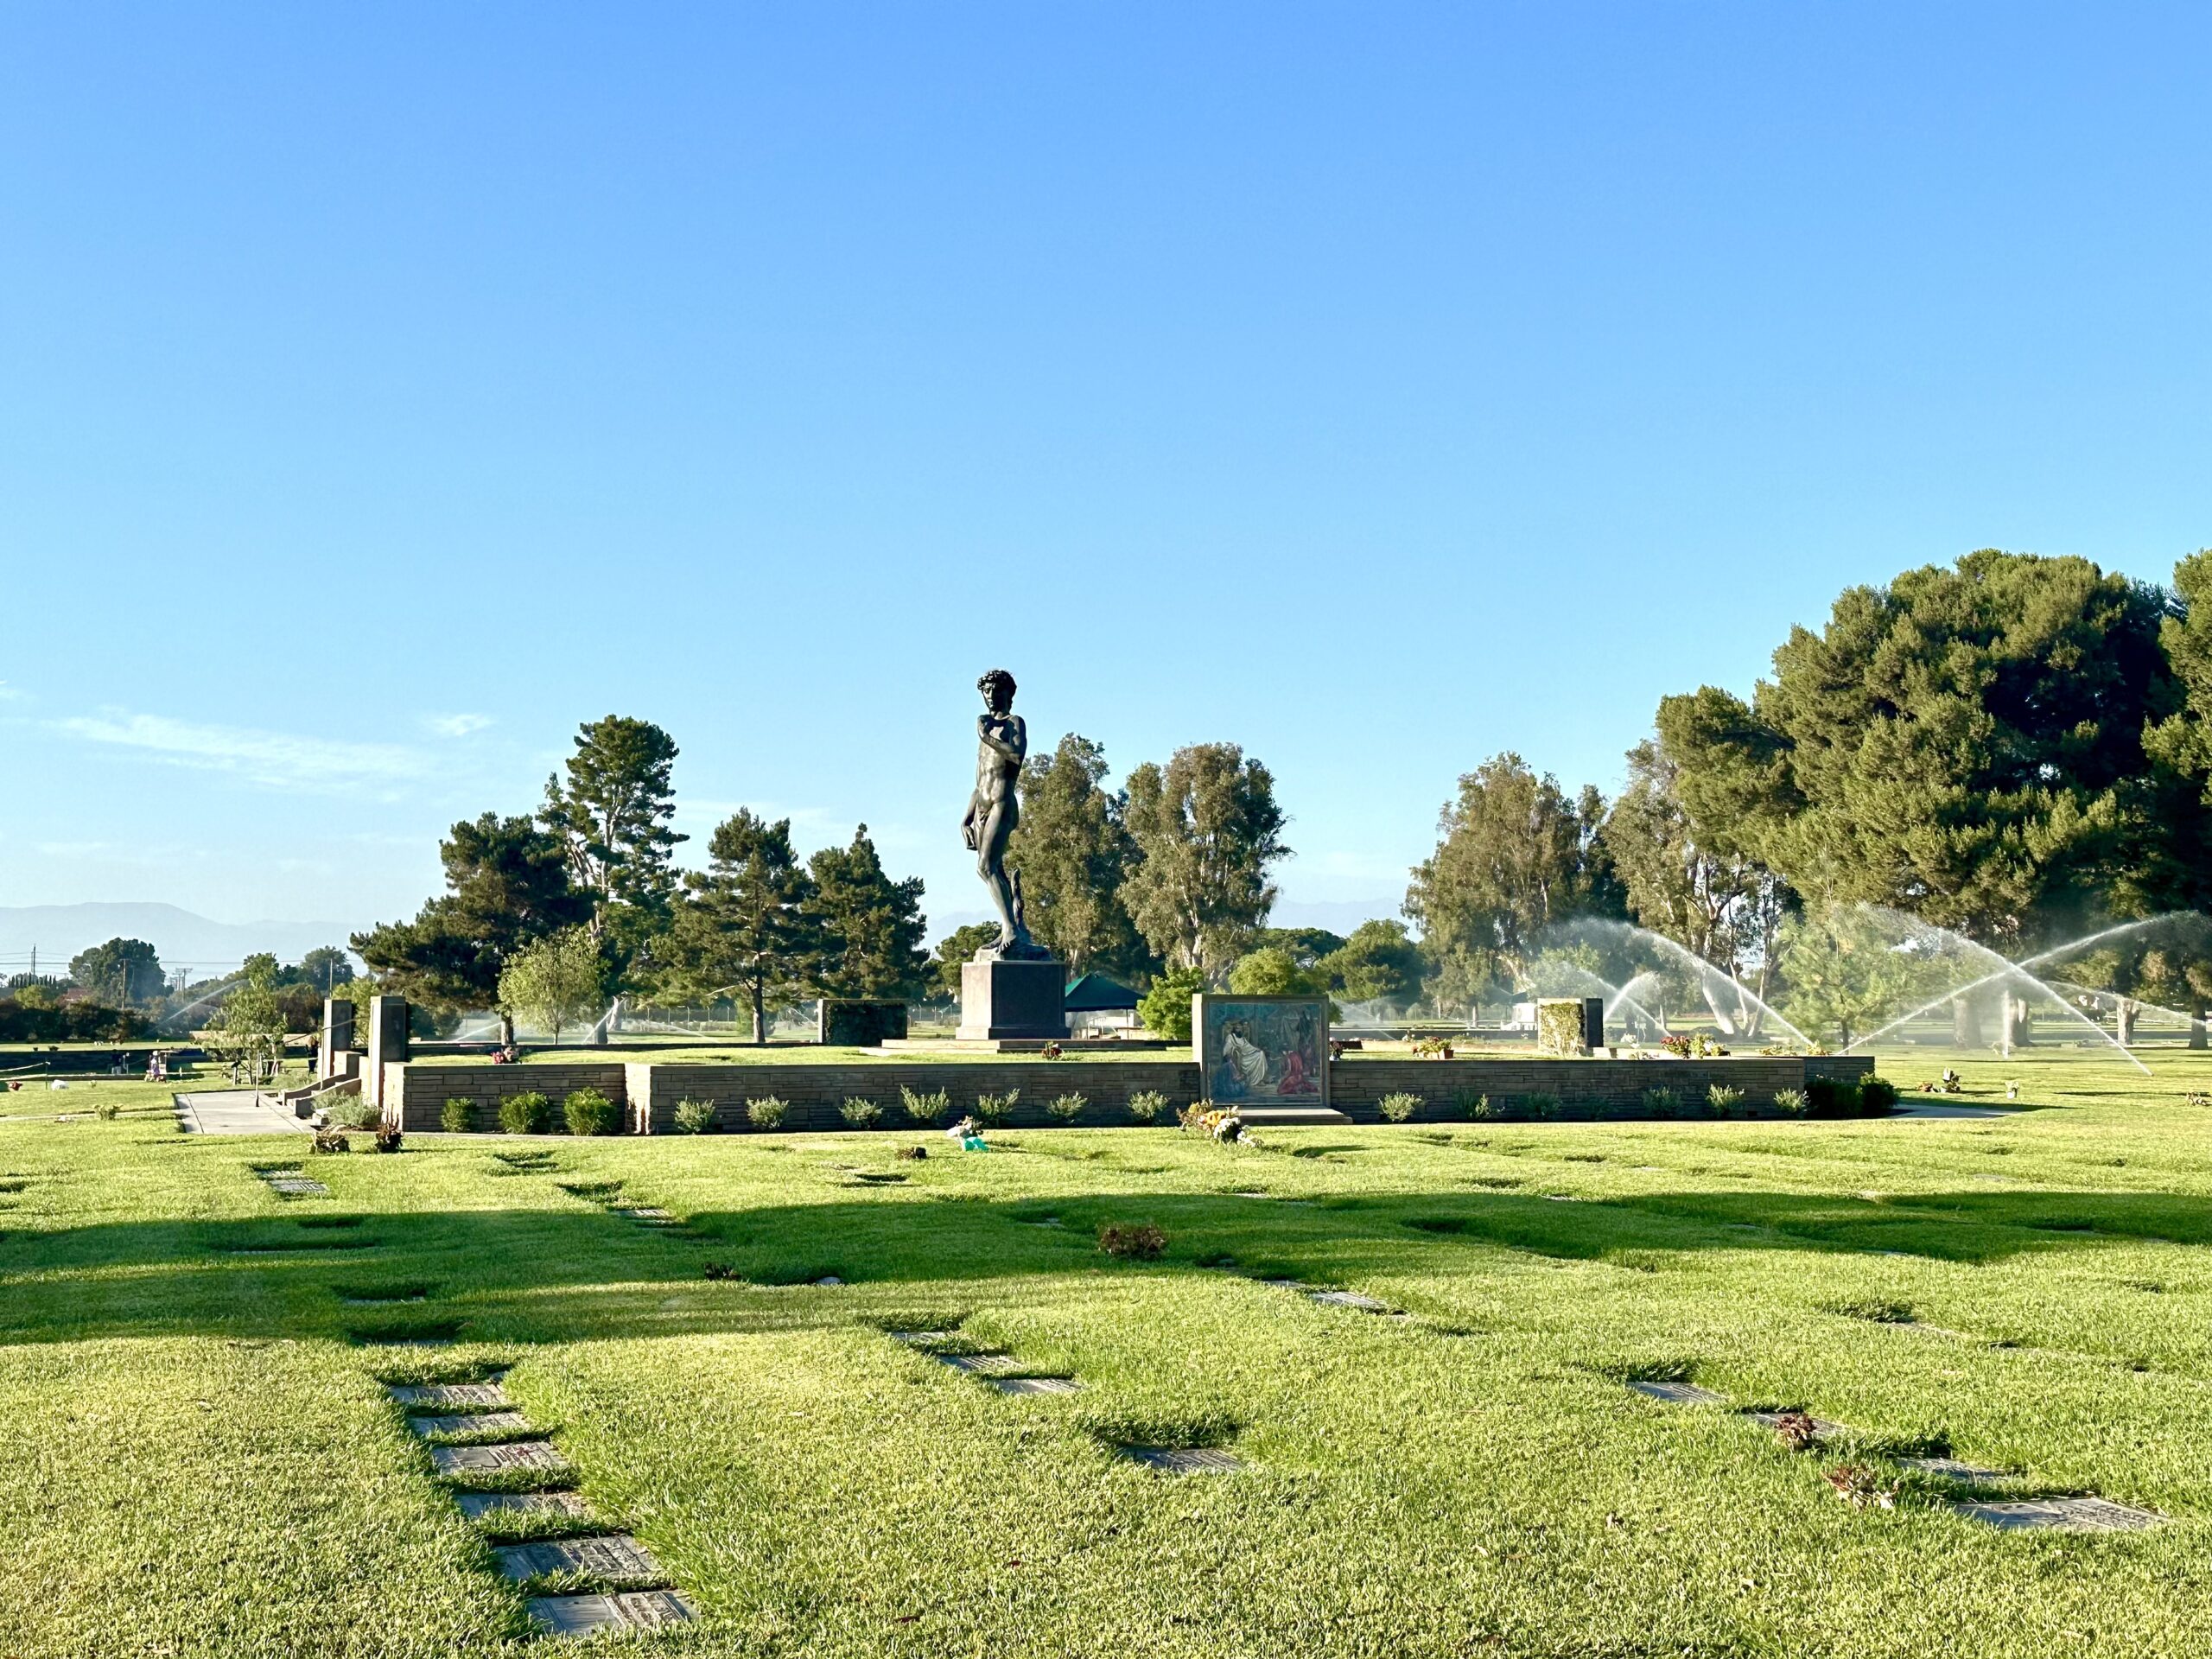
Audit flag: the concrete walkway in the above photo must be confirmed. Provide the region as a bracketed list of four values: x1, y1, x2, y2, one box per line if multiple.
[174, 1090, 310, 1135]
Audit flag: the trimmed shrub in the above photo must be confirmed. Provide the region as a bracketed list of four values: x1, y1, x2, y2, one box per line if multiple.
[1805, 1077, 1859, 1119]
[1377, 1091, 1422, 1123]
[1452, 1088, 1496, 1121]
[1707, 1084, 1745, 1118]
[441, 1098, 471, 1135]
[1641, 1086, 1680, 1118]
[747, 1096, 789, 1130]
[563, 1087, 619, 1136]
[1098, 1222, 1166, 1261]
[1771, 1087, 1808, 1117]
[1046, 1093, 1087, 1124]
[899, 1085, 951, 1126]
[1524, 1092, 1563, 1120]
[333, 1094, 380, 1131]
[1858, 1077, 1900, 1116]
[672, 1097, 718, 1135]
[1126, 1089, 1169, 1124]
[971, 1089, 1019, 1128]
[499, 1091, 552, 1135]
[840, 1096, 883, 1128]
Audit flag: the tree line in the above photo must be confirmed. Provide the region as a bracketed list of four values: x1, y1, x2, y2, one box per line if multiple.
[323, 545, 2212, 1046]
[1402, 548, 2212, 1039]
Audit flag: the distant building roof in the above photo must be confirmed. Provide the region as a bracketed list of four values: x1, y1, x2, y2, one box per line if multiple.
[1063, 972, 1139, 1013]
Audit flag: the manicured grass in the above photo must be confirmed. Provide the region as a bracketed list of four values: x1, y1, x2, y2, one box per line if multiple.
[4, 1046, 2211, 1655]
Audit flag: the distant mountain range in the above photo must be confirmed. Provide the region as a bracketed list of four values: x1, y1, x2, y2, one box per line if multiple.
[0, 903, 353, 975]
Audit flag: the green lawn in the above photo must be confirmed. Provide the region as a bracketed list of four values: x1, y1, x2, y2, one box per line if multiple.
[5, 1046, 2211, 1656]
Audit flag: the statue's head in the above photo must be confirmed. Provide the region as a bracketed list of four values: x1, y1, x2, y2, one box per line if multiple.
[977, 668, 1017, 713]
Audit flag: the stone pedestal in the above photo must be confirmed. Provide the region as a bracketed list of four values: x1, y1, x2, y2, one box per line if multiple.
[957, 957, 1066, 1041]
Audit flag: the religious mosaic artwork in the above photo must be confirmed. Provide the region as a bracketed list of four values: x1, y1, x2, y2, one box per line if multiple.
[1194, 995, 1329, 1108]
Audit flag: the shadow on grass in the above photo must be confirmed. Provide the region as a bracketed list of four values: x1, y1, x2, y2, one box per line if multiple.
[4, 1173, 2209, 1349]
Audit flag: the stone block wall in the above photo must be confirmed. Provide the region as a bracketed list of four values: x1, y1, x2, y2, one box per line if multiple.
[382, 1052, 1878, 1134]
[627, 1060, 1200, 1133]
[385, 1063, 627, 1133]
[1328, 1054, 1875, 1120]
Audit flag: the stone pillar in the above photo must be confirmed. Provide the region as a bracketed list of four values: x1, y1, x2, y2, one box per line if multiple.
[319, 998, 356, 1082]
[365, 995, 410, 1119]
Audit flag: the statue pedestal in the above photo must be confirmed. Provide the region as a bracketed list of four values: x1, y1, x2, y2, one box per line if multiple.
[957, 957, 1066, 1040]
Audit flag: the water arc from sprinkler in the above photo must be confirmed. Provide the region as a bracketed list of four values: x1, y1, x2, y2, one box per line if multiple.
[1552, 918, 1812, 1048]
[1837, 908, 2169, 1073]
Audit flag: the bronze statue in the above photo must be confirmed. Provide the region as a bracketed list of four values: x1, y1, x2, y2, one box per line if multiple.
[962, 668, 1046, 958]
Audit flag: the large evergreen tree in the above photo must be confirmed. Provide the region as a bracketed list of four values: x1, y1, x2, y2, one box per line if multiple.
[805, 824, 930, 1001]
[665, 810, 822, 1044]
[1658, 550, 2172, 950]
[541, 715, 685, 944]
[1004, 734, 1155, 980]
[353, 812, 589, 1047]
[1404, 753, 1621, 1009]
[1120, 743, 1289, 978]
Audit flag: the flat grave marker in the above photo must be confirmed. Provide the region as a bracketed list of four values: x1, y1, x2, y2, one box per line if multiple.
[431, 1440, 572, 1476]
[1627, 1380, 1726, 1406]
[390, 1382, 508, 1408]
[496, 1535, 664, 1582]
[1948, 1497, 2160, 1532]
[940, 1353, 1021, 1375]
[525, 1592, 698, 1636]
[988, 1376, 1079, 1395]
[1119, 1445, 1243, 1475]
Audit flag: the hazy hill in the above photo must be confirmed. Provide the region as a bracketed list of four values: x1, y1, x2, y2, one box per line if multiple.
[0, 904, 352, 976]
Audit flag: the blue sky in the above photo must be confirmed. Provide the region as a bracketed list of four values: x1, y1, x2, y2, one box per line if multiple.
[3, 3, 2209, 950]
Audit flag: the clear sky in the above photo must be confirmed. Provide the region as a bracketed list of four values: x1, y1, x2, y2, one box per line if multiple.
[3, 3, 2208, 948]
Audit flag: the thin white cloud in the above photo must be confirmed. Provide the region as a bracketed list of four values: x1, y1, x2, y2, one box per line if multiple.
[35, 840, 107, 858]
[0, 681, 23, 702]
[423, 712, 494, 738]
[56, 710, 429, 792]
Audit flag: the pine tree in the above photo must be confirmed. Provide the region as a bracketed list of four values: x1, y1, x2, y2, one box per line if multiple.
[805, 824, 930, 1001]
[666, 810, 821, 1044]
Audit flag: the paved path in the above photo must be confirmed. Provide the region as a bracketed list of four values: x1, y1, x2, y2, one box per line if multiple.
[174, 1090, 310, 1135]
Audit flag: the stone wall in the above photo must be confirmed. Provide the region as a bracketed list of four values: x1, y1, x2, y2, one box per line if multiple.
[626, 1060, 1198, 1133]
[385, 1063, 628, 1134]
[1328, 1054, 1874, 1120]
[384, 1052, 1877, 1134]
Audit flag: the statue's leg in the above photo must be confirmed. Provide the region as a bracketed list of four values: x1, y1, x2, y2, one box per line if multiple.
[978, 801, 1018, 942]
